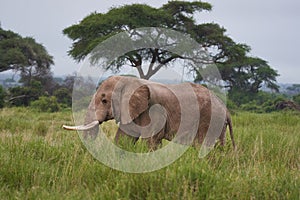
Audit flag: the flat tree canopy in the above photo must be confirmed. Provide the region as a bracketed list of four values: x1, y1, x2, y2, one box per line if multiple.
[63, 1, 279, 93]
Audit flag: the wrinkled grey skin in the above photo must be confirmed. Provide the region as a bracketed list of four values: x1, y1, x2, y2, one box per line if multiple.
[79, 76, 235, 149]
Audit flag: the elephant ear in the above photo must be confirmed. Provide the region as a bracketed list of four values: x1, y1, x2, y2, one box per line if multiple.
[121, 85, 150, 125]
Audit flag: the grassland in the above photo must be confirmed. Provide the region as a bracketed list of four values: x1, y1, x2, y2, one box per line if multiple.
[0, 107, 299, 199]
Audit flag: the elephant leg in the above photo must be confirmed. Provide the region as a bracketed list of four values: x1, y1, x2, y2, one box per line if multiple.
[143, 129, 165, 151]
[114, 127, 139, 145]
[145, 137, 162, 151]
[197, 122, 210, 145]
[218, 123, 227, 146]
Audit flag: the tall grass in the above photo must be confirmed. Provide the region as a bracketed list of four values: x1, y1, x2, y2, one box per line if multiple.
[0, 108, 299, 199]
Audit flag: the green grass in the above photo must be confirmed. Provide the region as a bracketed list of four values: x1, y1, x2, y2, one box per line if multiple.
[0, 108, 299, 199]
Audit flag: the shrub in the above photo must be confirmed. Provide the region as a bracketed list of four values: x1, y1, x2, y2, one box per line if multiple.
[0, 85, 5, 108]
[31, 96, 60, 112]
[230, 90, 290, 113]
[8, 86, 31, 106]
[53, 87, 72, 107]
[225, 98, 237, 111]
[293, 94, 300, 105]
[240, 101, 264, 113]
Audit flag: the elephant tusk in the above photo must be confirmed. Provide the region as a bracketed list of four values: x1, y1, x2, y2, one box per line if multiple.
[62, 121, 99, 131]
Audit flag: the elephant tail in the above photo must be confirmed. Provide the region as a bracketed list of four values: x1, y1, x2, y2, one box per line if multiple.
[227, 113, 236, 150]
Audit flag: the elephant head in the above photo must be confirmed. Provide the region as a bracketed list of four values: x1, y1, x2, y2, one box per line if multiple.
[63, 76, 152, 138]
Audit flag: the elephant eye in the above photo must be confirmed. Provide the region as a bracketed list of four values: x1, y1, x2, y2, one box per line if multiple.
[102, 99, 107, 104]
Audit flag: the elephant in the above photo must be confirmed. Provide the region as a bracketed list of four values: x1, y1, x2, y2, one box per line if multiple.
[63, 76, 236, 150]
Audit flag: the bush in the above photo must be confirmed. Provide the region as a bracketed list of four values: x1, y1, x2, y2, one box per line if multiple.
[8, 81, 43, 107]
[31, 96, 60, 112]
[228, 89, 253, 106]
[53, 87, 72, 107]
[225, 98, 237, 111]
[239, 96, 290, 113]
[293, 94, 300, 105]
[229, 90, 289, 113]
[240, 101, 264, 113]
[0, 86, 5, 108]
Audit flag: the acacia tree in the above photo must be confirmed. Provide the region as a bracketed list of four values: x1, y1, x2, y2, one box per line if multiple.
[0, 27, 54, 86]
[63, 1, 278, 92]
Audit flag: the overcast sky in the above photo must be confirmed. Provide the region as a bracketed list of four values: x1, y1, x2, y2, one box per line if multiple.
[0, 0, 299, 83]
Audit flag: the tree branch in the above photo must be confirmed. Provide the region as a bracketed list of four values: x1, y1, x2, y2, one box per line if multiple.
[145, 54, 180, 79]
[145, 48, 158, 78]
[125, 53, 145, 78]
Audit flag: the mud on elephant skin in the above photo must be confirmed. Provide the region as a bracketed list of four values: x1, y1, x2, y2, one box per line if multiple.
[63, 76, 236, 150]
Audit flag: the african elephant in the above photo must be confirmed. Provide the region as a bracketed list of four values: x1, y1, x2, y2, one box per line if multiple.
[63, 76, 236, 150]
